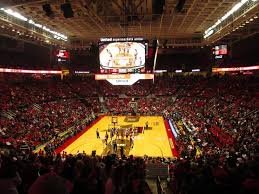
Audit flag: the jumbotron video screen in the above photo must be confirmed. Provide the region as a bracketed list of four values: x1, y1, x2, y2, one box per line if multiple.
[99, 37, 147, 73]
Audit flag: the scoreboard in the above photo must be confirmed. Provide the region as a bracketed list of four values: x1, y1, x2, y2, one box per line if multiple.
[96, 37, 152, 85]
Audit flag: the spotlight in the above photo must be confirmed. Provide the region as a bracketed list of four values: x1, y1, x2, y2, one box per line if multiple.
[61, 3, 74, 18]
[42, 3, 53, 17]
[175, 0, 186, 13]
[152, 0, 165, 15]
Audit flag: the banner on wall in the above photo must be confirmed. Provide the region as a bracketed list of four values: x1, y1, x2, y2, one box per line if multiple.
[95, 73, 154, 85]
[212, 65, 259, 72]
[0, 68, 62, 74]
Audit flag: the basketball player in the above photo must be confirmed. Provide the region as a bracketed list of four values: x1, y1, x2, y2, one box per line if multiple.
[139, 57, 142, 66]
[134, 49, 138, 62]
[125, 128, 129, 139]
[145, 121, 149, 130]
[106, 48, 112, 56]
[121, 130, 124, 139]
[110, 128, 114, 140]
[120, 146, 124, 158]
[108, 59, 112, 67]
[116, 128, 119, 139]
[96, 128, 100, 139]
[105, 131, 108, 144]
[130, 127, 135, 138]
[113, 139, 117, 153]
[130, 135, 134, 148]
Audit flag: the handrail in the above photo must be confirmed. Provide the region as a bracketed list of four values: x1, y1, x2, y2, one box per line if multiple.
[157, 176, 165, 194]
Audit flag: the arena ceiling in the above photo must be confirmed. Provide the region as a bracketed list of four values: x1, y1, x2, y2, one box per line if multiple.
[0, 0, 258, 48]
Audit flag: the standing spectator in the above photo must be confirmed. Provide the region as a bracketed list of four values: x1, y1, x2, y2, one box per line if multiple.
[0, 157, 22, 194]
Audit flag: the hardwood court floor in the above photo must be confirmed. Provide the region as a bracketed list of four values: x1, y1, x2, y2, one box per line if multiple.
[63, 116, 173, 157]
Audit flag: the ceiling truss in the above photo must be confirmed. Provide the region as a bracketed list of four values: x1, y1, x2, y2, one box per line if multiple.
[0, 0, 258, 48]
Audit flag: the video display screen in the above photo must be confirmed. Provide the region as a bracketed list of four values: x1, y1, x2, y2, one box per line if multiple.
[213, 45, 228, 55]
[57, 49, 69, 59]
[56, 49, 69, 64]
[99, 38, 146, 73]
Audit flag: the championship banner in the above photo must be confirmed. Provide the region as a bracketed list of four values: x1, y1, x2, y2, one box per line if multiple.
[95, 74, 154, 85]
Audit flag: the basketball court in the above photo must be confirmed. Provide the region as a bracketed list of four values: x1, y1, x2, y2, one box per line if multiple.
[62, 116, 173, 158]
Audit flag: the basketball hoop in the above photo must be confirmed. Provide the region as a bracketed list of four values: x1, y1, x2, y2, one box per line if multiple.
[111, 116, 118, 131]
[112, 116, 118, 124]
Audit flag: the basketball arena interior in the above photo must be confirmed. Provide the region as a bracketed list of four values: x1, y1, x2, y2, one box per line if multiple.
[0, 1, 258, 194]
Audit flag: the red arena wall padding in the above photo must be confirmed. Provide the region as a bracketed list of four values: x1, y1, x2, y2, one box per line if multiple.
[163, 118, 179, 158]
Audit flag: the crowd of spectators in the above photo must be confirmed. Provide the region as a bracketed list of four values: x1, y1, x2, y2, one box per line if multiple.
[164, 76, 258, 157]
[162, 75, 258, 194]
[0, 150, 152, 194]
[0, 73, 258, 194]
[0, 77, 97, 150]
[104, 97, 171, 115]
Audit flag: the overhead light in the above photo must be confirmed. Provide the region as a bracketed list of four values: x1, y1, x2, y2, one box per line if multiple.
[254, 15, 258, 19]
[250, 18, 254, 21]
[204, 0, 252, 38]
[204, 29, 214, 38]
[42, 3, 53, 17]
[192, 69, 200, 72]
[246, 21, 249, 23]
[0, 8, 68, 41]
[61, 3, 74, 18]
[2, 8, 28, 21]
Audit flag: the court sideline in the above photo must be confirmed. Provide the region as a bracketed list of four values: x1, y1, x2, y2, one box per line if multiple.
[62, 116, 173, 157]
